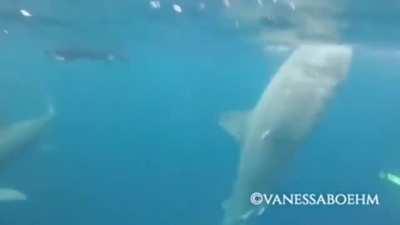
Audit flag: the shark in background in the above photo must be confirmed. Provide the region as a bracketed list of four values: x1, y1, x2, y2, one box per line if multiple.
[44, 48, 128, 63]
[0, 104, 55, 202]
[219, 44, 353, 225]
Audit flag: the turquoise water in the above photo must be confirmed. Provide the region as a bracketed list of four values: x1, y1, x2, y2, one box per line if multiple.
[0, 1, 400, 224]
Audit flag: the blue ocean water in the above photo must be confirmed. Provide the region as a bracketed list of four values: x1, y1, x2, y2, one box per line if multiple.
[0, 1, 400, 225]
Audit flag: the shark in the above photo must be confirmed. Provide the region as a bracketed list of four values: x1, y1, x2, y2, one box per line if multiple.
[0, 104, 54, 201]
[45, 49, 128, 63]
[219, 44, 353, 225]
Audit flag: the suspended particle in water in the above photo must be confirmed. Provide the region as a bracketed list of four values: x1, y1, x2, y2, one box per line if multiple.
[198, 2, 206, 11]
[149, 1, 161, 9]
[288, 1, 296, 11]
[235, 20, 240, 29]
[260, 129, 271, 140]
[223, 0, 231, 8]
[19, 9, 32, 17]
[172, 4, 183, 13]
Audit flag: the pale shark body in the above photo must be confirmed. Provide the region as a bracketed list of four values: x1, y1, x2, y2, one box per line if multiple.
[0, 105, 54, 201]
[220, 44, 353, 225]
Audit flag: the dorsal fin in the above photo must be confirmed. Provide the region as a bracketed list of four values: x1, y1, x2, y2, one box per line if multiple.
[219, 110, 250, 143]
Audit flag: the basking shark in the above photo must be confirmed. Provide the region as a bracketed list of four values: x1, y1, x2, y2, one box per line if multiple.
[0, 104, 54, 201]
[220, 44, 353, 225]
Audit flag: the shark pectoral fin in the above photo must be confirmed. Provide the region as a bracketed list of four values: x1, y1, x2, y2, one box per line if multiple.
[219, 110, 250, 143]
[0, 188, 27, 202]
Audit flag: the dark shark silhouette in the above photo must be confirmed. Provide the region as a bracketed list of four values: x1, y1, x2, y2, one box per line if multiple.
[45, 49, 128, 62]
